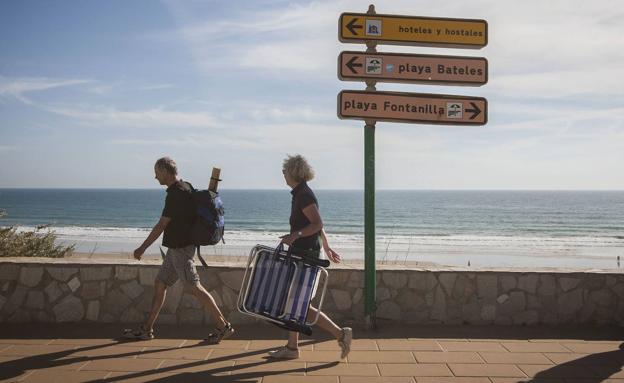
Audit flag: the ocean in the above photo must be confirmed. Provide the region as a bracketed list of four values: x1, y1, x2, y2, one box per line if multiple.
[1, 189, 623, 269]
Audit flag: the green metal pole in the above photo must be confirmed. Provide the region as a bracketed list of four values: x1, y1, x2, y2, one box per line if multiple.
[364, 4, 378, 330]
[364, 121, 376, 329]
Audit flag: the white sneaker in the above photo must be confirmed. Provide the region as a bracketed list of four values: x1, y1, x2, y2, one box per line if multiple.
[268, 346, 300, 359]
[338, 327, 352, 359]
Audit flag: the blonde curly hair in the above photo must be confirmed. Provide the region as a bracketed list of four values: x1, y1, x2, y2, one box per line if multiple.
[282, 154, 315, 183]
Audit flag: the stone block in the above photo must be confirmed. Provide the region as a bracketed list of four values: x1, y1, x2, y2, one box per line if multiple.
[518, 274, 539, 294]
[499, 291, 526, 316]
[404, 308, 429, 323]
[588, 289, 614, 307]
[81, 281, 106, 300]
[53, 295, 84, 322]
[161, 281, 184, 314]
[102, 289, 132, 317]
[8, 309, 30, 323]
[139, 267, 159, 285]
[497, 294, 509, 304]
[377, 287, 391, 301]
[220, 286, 237, 310]
[179, 308, 204, 324]
[383, 272, 407, 289]
[328, 271, 349, 287]
[513, 310, 539, 325]
[559, 277, 581, 292]
[352, 288, 363, 305]
[495, 316, 512, 325]
[579, 302, 596, 323]
[219, 270, 244, 291]
[527, 294, 540, 310]
[481, 305, 496, 321]
[452, 275, 476, 303]
[157, 314, 177, 325]
[44, 281, 63, 303]
[209, 289, 223, 307]
[538, 275, 556, 296]
[227, 310, 257, 325]
[461, 301, 481, 324]
[500, 275, 517, 292]
[438, 273, 457, 295]
[25, 291, 45, 310]
[46, 267, 78, 282]
[425, 291, 435, 307]
[80, 267, 112, 281]
[612, 283, 624, 299]
[347, 272, 363, 288]
[330, 289, 352, 311]
[586, 275, 605, 290]
[120, 280, 144, 300]
[34, 311, 51, 322]
[181, 293, 202, 309]
[3, 285, 27, 315]
[19, 267, 44, 287]
[477, 275, 498, 303]
[86, 301, 100, 321]
[377, 301, 402, 321]
[430, 286, 447, 322]
[558, 289, 584, 316]
[0, 264, 20, 280]
[67, 277, 81, 292]
[120, 307, 145, 323]
[397, 290, 425, 311]
[115, 266, 137, 281]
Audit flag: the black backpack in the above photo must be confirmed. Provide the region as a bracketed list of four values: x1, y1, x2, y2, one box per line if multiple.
[189, 188, 225, 249]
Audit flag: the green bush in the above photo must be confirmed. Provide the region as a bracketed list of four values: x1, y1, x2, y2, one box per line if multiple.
[0, 226, 74, 258]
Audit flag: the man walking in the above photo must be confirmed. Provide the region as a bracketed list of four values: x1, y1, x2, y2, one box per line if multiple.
[125, 157, 233, 343]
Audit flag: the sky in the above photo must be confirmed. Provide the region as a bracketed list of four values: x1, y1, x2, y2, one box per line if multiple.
[0, 0, 623, 190]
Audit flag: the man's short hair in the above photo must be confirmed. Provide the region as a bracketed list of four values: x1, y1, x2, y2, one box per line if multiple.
[155, 157, 178, 175]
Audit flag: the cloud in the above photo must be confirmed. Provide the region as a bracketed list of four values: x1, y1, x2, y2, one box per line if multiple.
[0, 76, 92, 104]
[40, 103, 219, 129]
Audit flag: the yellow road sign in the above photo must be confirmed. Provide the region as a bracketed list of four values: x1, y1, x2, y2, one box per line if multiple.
[339, 13, 487, 48]
[338, 90, 487, 125]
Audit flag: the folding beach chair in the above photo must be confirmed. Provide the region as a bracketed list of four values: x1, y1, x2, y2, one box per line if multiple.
[237, 244, 330, 335]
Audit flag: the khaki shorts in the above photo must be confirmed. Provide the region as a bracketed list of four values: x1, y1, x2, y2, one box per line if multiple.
[156, 245, 199, 286]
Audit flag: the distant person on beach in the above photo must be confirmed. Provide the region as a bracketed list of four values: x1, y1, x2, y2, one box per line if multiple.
[125, 156, 233, 343]
[267, 154, 352, 360]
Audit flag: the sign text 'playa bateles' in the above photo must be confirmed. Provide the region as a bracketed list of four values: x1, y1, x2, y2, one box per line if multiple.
[339, 51, 488, 86]
[339, 13, 487, 48]
[338, 90, 487, 125]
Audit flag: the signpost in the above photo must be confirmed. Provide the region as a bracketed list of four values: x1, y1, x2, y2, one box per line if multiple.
[337, 5, 488, 330]
[339, 51, 488, 86]
[338, 90, 487, 125]
[340, 13, 487, 48]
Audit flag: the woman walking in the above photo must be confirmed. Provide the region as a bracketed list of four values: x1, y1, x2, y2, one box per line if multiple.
[268, 154, 352, 360]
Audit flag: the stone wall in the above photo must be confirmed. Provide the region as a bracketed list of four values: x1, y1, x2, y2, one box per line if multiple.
[1, 258, 623, 326]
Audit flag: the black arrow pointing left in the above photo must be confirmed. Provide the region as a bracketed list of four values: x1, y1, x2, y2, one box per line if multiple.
[465, 102, 481, 120]
[346, 18, 363, 36]
[346, 56, 363, 74]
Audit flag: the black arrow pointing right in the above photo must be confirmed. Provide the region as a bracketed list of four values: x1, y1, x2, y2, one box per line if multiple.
[346, 56, 363, 74]
[346, 18, 363, 36]
[465, 102, 482, 120]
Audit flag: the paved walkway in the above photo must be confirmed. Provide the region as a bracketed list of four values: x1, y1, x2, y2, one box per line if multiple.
[0, 323, 622, 382]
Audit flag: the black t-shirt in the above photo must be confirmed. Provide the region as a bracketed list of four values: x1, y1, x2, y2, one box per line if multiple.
[289, 181, 320, 251]
[161, 180, 195, 248]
